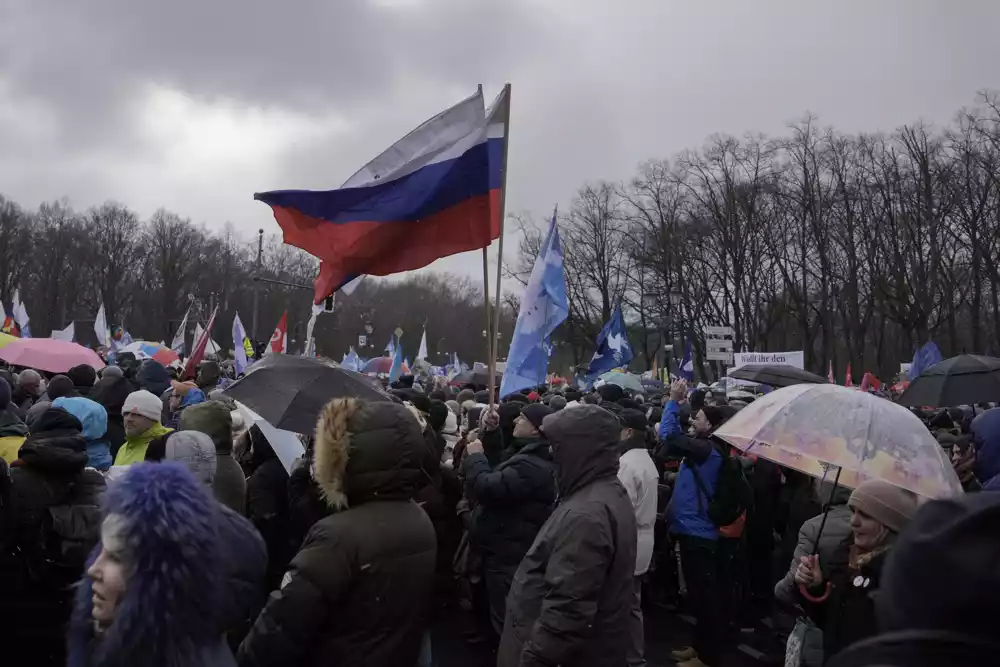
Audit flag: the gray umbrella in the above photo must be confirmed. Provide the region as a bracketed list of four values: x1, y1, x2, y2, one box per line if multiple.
[729, 364, 827, 388]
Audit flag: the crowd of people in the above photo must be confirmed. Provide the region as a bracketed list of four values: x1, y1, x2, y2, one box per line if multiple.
[0, 356, 998, 666]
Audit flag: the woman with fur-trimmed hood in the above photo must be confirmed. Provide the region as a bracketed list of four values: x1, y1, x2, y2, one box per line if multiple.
[68, 462, 241, 667]
[237, 398, 437, 667]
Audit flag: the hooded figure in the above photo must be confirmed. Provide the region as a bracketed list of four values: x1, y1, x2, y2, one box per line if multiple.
[237, 399, 437, 667]
[0, 376, 28, 462]
[4, 407, 106, 667]
[970, 408, 1000, 490]
[43, 374, 78, 402]
[67, 463, 247, 667]
[180, 401, 245, 515]
[90, 374, 134, 460]
[136, 359, 171, 396]
[53, 396, 113, 471]
[498, 405, 637, 667]
[463, 402, 556, 635]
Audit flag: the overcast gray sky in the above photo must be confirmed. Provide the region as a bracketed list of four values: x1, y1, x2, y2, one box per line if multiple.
[3, 0, 999, 292]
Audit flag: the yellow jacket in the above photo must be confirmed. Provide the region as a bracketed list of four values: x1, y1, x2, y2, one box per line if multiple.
[0, 434, 25, 463]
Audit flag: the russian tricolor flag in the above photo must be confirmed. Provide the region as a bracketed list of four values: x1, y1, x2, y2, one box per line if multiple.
[256, 85, 510, 303]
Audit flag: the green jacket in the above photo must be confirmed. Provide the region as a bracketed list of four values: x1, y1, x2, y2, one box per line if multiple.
[114, 422, 173, 466]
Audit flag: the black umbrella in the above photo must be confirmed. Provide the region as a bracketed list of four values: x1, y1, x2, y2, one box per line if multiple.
[728, 363, 828, 388]
[451, 368, 502, 387]
[223, 354, 392, 434]
[897, 354, 1000, 407]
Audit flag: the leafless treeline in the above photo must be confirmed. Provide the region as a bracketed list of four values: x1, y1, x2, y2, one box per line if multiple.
[0, 197, 511, 363]
[511, 91, 1000, 380]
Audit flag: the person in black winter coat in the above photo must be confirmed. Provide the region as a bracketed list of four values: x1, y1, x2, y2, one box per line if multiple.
[463, 403, 556, 635]
[237, 398, 437, 667]
[498, 405, 637, 667]
[90, 373, 134, 459]
[244, 425, 293, 593]
[2, 407, 106, 667]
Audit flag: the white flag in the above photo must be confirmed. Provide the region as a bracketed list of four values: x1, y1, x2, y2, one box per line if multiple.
[194, 323, 221, 355]
[417, 327, 428, 361]
[304, 303, 323, 357]
[51, 321, 75, 342]
[232, 312, 248, 376]
[94, 303, 110, 348]
[12, 289, 30, 337]
[171, 307, 190, 355]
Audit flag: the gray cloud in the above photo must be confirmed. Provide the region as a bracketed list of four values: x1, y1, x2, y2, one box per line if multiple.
[3, 0, 1000, 286]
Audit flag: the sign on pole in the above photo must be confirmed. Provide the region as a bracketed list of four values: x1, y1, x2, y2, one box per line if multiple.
[703, 325, 734, 364]
[358, 335, 367, 347]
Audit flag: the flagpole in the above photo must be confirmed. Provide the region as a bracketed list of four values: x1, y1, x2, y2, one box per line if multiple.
[482, 247, 494, 404]
[487, 83, 512, 407]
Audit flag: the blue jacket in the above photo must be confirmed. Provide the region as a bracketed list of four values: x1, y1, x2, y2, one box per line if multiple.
[658, 399, 682, 441]
[671, 449, 722, 540]
[53, 396, 113, 471]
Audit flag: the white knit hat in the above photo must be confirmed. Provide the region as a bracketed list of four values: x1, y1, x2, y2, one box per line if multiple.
[122, 390, 163, 422]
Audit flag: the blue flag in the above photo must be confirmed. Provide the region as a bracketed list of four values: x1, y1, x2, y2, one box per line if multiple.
[908, 341, 943, 380]
[679, 340, 694, 381]
[385, 336, 396, 357]
[586, 305, 633, 379]
[389, 336, 405, 381]
[500, 208, 569, 398]
[341, 347, 362, 372]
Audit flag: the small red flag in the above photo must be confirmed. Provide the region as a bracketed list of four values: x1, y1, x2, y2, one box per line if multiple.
[268, 311, 288, 354]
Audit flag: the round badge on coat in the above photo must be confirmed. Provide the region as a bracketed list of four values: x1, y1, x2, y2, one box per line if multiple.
[853, 575, 864, 588]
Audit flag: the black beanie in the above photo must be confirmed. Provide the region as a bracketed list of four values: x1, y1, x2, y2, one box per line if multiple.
[597, 383, 624, 403]
[46, 375, 78, 401]
[877, 491, 1000, 642]
[520, 404, 552, 432]
[0, 377, 9, 409]
[67, 364, 98, 389]
[619, 408, 647, 432]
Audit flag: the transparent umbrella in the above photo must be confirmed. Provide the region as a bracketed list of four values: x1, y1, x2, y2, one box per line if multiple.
[714, 383, 962, 499]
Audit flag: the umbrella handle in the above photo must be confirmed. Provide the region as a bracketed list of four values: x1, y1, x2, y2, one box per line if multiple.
[798, 581, 832, 603]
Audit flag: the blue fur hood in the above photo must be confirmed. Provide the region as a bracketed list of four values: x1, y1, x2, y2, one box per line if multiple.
[68, 462, 245, 667]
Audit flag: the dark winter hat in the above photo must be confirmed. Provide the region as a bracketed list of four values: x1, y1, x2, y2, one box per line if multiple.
[407, 391, 431, 416]
[506, 392, 530, 405]
[618, 398, 641, 411]
[67, 364, 98, 390]
[520, 404, 552, 431]
[928, 409, 955, 431]
[564, 389, 582, 402]
[427, 400, 449, 432]
[0, 377, 10, 409]
[597, 383, 624, 403]
[619, 408, 647, 432]
[46, 375, 78, 400]
[473, 390, 491, 404]
[603, 401, 623, 415]
[548, 395, 567, 411]
[877, 491, 1000, 642]
[456, 389, 476, 404]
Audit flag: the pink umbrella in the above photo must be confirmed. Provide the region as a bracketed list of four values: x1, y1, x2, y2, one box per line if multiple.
[0, 338, 106, 374]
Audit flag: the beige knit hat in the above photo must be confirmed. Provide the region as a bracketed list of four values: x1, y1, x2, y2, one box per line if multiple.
[848, 479, 919, 534]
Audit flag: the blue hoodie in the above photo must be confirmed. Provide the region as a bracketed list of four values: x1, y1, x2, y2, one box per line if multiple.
[53, 396, 113, 471]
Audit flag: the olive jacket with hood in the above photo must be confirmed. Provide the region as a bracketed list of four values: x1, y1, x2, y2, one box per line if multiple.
[237, 400, 437, 667]
[498, 405, 637, 667]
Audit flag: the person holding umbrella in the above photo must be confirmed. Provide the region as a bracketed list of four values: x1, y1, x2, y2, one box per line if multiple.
[793, 479, 918, 663]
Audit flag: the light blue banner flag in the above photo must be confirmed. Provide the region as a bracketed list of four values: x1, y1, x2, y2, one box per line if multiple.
[586, 305, 633, 380]
[341, 347, 362, 372]
[679, 340, 694, 381]
[385, 336, 396, 357]
[908, 341, 943, 380]
[388, 336, 405, 381]
[232, 312, 248, 377]
[500, 207, 568, 398]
